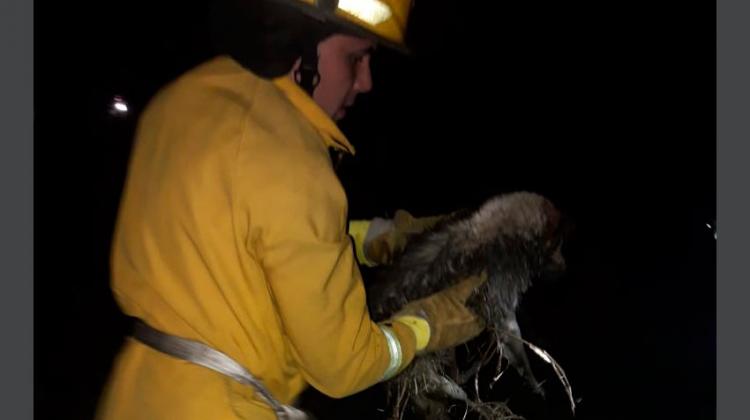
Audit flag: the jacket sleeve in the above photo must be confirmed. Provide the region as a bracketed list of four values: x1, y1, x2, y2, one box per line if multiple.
[237, 135, 416, 398]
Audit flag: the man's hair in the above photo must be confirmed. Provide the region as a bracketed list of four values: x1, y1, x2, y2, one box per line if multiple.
[210, 0, 333, 78]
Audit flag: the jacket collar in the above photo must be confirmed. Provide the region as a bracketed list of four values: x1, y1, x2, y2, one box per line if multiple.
[272, 76, 356, 155]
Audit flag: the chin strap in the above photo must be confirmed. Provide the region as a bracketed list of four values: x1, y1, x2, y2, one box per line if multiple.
[294, 42, 320, 96]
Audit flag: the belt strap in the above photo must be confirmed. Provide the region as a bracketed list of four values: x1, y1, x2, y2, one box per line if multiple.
[132, 320, 310, 420]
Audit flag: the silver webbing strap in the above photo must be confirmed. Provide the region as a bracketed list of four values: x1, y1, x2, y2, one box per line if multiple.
[132, 320, 310, 420]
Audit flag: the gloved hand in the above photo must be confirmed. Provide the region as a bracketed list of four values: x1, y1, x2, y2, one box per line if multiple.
[350, 210, 446, 267]
[389, 273, 487, 353]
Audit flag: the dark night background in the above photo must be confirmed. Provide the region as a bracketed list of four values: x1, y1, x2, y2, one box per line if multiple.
[35, 1, 715, 419]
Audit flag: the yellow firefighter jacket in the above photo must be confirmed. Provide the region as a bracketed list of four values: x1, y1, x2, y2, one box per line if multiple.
[96, 56, 416, 420]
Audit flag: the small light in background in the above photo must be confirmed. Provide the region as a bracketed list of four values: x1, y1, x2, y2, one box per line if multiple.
[706, 221, 716, 240]
[109, 95, 129, 116]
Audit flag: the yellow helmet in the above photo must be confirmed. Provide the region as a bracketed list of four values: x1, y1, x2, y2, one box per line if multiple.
[272, 0, 413, 52]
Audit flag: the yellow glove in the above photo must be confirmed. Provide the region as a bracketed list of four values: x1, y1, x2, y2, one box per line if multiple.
[389, 273, 488, 354]
[349, 210, 446, 267]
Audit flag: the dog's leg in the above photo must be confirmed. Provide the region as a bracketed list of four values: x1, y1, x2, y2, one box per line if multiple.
[502, 317, 545, 398]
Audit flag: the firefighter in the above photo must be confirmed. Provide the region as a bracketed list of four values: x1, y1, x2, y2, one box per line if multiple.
[96, 1, 486, 418]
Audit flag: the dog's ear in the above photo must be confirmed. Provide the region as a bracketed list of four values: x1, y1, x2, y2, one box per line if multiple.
[540, 201, 574, 276]
[541, 199, 562, 238]
[541, 199, 565, 252]
[541, 199, 576, 252]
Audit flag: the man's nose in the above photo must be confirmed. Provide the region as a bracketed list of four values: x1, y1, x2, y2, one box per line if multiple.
[354, 57, 373, 94]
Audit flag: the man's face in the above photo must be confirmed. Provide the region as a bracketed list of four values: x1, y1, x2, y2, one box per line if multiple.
[312, 34, 375, 120]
